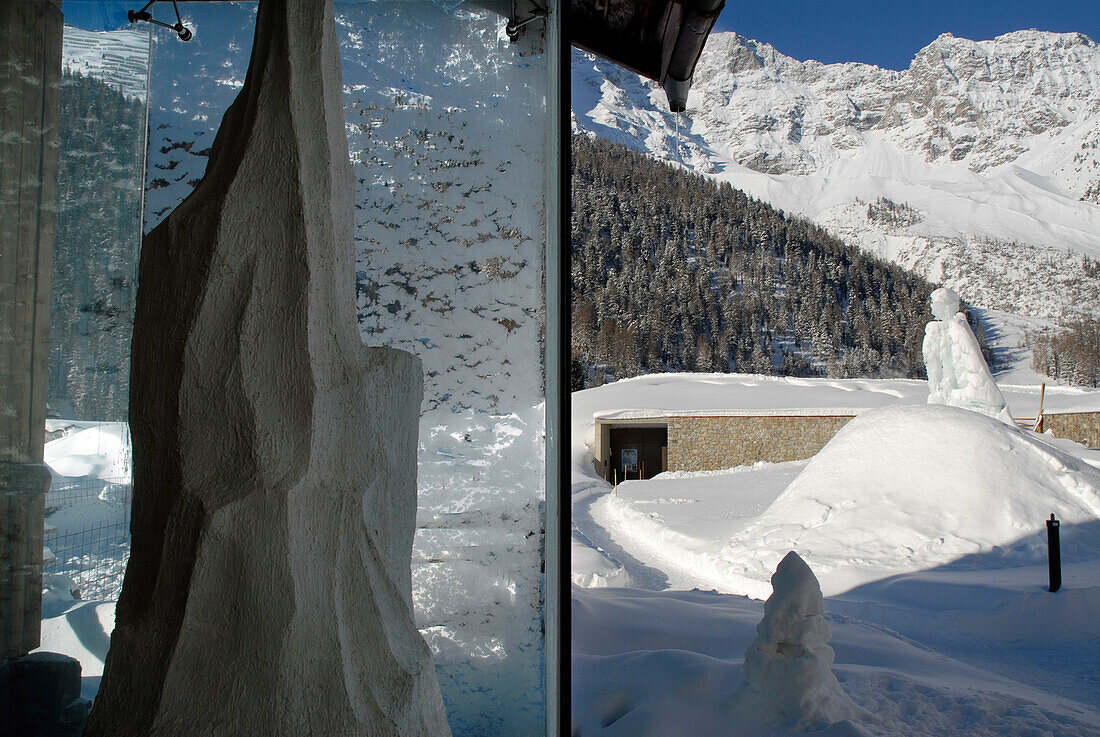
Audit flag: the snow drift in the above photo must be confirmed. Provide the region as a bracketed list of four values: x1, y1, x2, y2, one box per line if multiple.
[719, 404, 1100, 596]
[44, 421, 131, 482]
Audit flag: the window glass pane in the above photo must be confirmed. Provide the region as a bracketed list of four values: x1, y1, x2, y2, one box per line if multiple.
[145, 4, 550, 734]
[50, 6, 150, 422]
[40, 0, 151, 694]
[143, 2, 256, 233]
[339, 6, 549, 733]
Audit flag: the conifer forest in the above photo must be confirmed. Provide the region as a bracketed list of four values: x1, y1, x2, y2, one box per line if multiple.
[570, 135, 993, 388]
[49, 69, 146, 420]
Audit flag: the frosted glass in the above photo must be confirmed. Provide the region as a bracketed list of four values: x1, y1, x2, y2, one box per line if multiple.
[341, 6, 548, 734]
[146, 4, 550, 734]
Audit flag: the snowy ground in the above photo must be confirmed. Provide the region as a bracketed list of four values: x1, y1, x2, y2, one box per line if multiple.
[572, 373, 1100, 736]
[36, 410, 546, 730]
[38, 420, 133, 699]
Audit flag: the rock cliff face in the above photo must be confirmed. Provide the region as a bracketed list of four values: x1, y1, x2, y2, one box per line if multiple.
[676, 30, 1100, 184]
[573, 30, 1100, 329]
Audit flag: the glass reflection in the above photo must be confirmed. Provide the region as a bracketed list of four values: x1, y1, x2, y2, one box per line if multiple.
[49, 14, 150, 421]
[143, 4, 549, 734]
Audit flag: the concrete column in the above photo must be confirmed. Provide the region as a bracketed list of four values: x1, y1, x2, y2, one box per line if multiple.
[0, 0, 63, 662]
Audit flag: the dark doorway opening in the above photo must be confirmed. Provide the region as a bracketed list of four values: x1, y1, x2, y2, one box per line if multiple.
[609, 425, 668, 481]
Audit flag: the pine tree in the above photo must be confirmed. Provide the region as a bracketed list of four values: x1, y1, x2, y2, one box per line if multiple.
[569, 134, 983, 388]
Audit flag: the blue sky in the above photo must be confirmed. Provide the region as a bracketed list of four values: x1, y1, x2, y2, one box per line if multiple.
[712, 0, 1100, 70]
[61, 1, 1100, 70]
[64, 0, 160, 31]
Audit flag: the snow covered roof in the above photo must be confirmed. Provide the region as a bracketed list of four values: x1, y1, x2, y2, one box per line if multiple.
[596, 408, 869, 419]
[579, 373, 1100, 421]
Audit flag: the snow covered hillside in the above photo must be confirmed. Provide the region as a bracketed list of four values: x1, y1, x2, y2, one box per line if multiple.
[62, 25, 149, 100]
[572, 374, 1100, 736]
[572, 30, 1100, 327]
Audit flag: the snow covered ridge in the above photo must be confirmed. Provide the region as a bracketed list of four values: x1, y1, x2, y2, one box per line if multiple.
[62, 25, 150, 101]
[573, 29, 1100, 325]
[677, 29, 1100, 180]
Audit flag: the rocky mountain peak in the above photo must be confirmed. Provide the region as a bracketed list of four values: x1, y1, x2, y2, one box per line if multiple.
[674, 28, 1100, 176]
[573, 27, 1100, 327]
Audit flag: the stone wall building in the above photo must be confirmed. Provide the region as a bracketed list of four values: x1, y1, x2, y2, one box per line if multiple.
[1042, 412, 1100, 450]
[593, 407, 1100, 482]
[593, 411, 858, 480]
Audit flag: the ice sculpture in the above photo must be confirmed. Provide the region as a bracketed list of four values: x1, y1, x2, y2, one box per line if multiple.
[922, 287, 1012, 423]
[83, 1, 450, 734]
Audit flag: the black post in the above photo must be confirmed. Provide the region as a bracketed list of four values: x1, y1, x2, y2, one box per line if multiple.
[1046, 513, 1061, 593]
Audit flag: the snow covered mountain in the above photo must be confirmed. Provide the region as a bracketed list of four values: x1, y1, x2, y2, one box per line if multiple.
[573, 30, 1100, 330]
[62, 25, 150, 100]
[688, 31, 1100, 182]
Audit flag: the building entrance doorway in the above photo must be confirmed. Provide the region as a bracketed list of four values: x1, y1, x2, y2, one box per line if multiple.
[609, 425, 667, 481]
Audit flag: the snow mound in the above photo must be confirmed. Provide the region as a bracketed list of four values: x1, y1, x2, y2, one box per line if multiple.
[719, 404, 1100, 596]
[571, 537, 633, 588]
[44, 421, 131, 482]
[737, 552, 857, 730]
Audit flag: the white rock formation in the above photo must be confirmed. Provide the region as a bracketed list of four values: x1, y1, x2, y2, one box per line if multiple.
[577, 30, 1100, 185]
[739, 551, 856, 730]
[923, 287, 1012, 423]
[572, 31, 1100, 326]
[83, 1, 451, 735]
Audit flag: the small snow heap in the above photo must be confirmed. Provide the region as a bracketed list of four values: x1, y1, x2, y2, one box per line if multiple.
[740, 551, 856, 729]
[922, 287, 1012, 423]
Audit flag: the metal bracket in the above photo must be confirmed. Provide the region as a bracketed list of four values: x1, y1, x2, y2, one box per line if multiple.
[507, 0, 547, 54]
[507, 3, 547, 39]
[128, 0, 192, 41]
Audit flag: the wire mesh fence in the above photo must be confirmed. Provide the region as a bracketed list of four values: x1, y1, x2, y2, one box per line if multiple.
[44, 476, 132, 601]
[46, 477, 131, 509]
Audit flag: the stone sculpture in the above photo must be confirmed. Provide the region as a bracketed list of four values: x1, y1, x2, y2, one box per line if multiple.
[83, 1, 451, 734]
